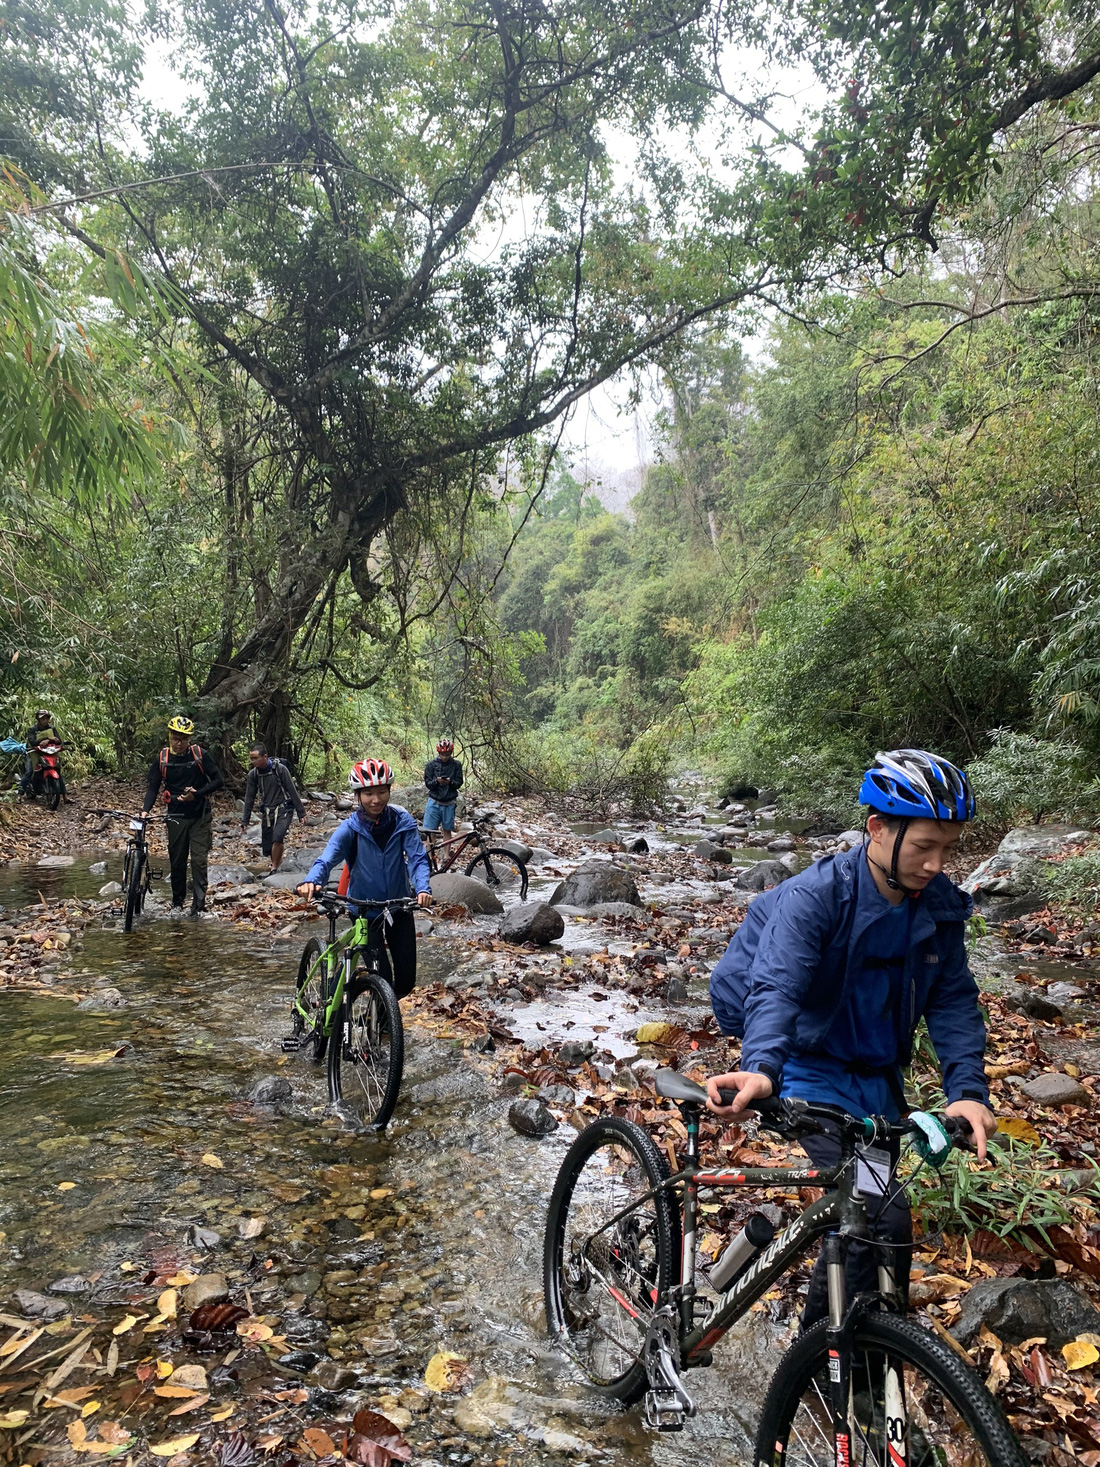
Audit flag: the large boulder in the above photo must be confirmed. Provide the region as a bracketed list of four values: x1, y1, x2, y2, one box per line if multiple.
[430, 871, 504, 914]
[262, 870, 307, 890]
[696, 840, 733, 864]
[953, 1278, 1100, 1348]
[549, 859, 641, 908]
[735, 860, 792, 892]
[963, 824, 1094, 918]
[495, 838, 534, 864]
[500, 902, 564, 946]
[1020, 1072, 1091, 1107]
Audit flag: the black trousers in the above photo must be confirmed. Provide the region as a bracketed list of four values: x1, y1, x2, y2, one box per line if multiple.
[363, 910, 417, 999]
[166, 810, 213, 909]
[799, 1123, 912, 1328]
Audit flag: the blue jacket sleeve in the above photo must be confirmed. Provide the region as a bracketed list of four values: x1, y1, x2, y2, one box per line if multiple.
[921, 924, 990, 1106]
[404, 824, 432, 895]
[307, 820, 356, 887]
[740, 884, 834, 1085]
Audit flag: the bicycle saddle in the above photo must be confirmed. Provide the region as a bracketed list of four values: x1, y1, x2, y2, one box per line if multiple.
[655, 1070, 709, 1106]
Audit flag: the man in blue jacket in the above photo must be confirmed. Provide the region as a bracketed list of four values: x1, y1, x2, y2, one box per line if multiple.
[706, 749, 997, 1325]
[298, 758, 432, 998]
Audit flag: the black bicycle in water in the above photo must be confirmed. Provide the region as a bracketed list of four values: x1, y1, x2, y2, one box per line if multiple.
[117, 813, 162, 932]
[284, 887, 415, 1129]
[544, 1069, 1025, 1467]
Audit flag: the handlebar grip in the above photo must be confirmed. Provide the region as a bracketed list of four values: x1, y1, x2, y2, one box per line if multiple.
[716, 1088, 738, 1107]
[942, 1115, 973, 1137]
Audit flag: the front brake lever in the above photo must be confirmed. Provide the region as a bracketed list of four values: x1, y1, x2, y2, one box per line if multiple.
[755, 1097, 825, 1141]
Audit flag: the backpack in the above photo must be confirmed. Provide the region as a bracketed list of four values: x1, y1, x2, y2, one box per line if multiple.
[159, 743, 205, 804]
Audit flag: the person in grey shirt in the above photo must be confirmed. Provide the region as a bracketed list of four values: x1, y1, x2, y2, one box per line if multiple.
[240, 743, 307, 872]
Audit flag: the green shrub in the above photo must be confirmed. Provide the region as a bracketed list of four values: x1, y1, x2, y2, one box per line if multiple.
[1043, 846, 1100, 912]
[968, 728, 1099, 825]
[480, 726, 672, 814]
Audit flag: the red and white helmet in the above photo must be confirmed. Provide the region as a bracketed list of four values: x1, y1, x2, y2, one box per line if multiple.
[348, 758, 393, 789]
[436, 738, 454, 754]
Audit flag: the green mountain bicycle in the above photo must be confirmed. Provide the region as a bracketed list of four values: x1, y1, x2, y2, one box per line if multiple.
[283, 888, 416, 1129]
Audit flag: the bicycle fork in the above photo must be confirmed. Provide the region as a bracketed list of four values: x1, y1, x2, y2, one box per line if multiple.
[825, 1239, 908, 1467]
[644, 1106, 699, 1432]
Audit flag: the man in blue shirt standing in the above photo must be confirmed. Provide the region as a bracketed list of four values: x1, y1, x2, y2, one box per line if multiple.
[707, 749, 997, 1325]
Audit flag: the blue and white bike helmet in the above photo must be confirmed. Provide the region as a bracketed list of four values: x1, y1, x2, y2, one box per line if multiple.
[859, 749, 975, 890]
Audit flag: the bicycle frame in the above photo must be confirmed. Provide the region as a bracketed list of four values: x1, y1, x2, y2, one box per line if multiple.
[575, 1105, 898, 1368]
[424, 821, 488, 874]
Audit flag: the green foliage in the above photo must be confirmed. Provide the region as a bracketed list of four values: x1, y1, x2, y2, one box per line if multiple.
[1043, 846, 1100, 913]
[969, 730, 1099, 826]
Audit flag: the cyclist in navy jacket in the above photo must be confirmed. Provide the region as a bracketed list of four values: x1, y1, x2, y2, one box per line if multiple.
[298, 758, 431, 998]
[707, 749, 996, 1325]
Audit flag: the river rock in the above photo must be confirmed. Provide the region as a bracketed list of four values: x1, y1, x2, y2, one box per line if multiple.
[183, 1273, 229, 1310]
[495, 838, 534, 863]
[263, 870, 308, 889]
[98, 881, 123, 897]
[429, 872, 504, 914]
[500, 902, 564, 945]
[38, 855, 75, 868]
[169, 1364, 208, 1391]
[834, 830, 864, 851]
[508, 1098, 558, 1137]
[665, 977, 689, 1002]
[588, 899, 647, 918]
[208, 862, 256, 886]
[89, 861, 108, 874]
[953, 1278, 1100, 1348]
[186, 1226, 222, 1251]
[696, 840, 733, 864]
[49, 1275, 90, 1294]
[287, 1270, 324, 1298]
[735, 860, 792, 892]
[14, 1289, 68, 1321]
[76, 987, 127, 1010]
[558, 1039, 595, 1066]
[767, 837, 795, 852]
[549, 860, 641, 908]
[1020, 1072, 1091, 1107]
[1003, 984, 1063, 1022]
[588, 829, 623, 845]
[452, 1377, 524, 1437]
[627, 835, 649, 853]
[526, 846, 555, 866]
[250, 1075, 293, 1104]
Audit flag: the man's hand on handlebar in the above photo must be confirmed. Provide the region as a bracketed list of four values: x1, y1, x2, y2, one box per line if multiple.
[706, 1070, 774, 1118]
[944, 1100, 997, 1162]
[417, 891, 433, 908]
[296, 882, 321, 900]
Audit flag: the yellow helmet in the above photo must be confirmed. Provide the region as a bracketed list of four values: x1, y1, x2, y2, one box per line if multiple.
[167, 715, 195, 735]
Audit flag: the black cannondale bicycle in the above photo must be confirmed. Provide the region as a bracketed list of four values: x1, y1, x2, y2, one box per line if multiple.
[118, 813, 162, 933]
[544, 1069, 1026, 1467]
[284, 888, 414, 1129]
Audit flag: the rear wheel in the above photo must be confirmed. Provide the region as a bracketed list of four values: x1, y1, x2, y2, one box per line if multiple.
[544, 1116, 679, 1403]
[465, 847, 529, 901]
[294, 938, 332, 1063]
[328, 968, 404, 1129]
[123, 848, 145, 933]
[755, 1313, 1026, 1467]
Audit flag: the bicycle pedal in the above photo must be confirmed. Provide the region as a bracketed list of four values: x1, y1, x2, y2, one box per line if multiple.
[643, 1390, 688, 1432]
[281, 1033, 307, 1053]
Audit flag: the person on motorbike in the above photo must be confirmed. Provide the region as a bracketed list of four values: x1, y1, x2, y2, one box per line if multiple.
[141, 716, 224, 916]
[706, 749, 996, 1327]
[297, 759, 432, 999]
[22, 708, 66, 800]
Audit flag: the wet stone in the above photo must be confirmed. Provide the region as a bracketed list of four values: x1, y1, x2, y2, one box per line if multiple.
[89, 861, 108, 874]
[13, 1288, 68, 1320]
[499, 902, 564, 946]
[287, 1270, 324, 1297]
[664, 978, 689, 1003]
[187, 1225, 222, 1250]
[76, 987, 127, 1010]
[557, 1039, 594, 1066]
[249, 1075, 293, 1104]
[507, 1098, 558, 1137]
[183, 1272, 230, 1309]
[48, 1275, 89, 1294]
[98, 881, 123, 897]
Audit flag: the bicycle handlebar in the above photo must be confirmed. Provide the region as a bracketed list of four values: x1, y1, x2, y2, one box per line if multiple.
[300, 885, 420, 915]
[750, 1093, 973, 1146]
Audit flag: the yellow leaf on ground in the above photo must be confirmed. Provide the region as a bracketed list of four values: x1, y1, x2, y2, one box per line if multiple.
[58, 1181, 77, 1191]
[236, 1321, 273, 1342]
[0, 1410, 29, 1428]
[81, 1400, 101, 1417]
[67, 1419, 88, 1448]
[157, 1289, 178, 1319]
[165, 1272, 197, 1287]
[369, 1188, 392, 1200]
[154, 1386, 200, 1399]
[424, 1350, 471, 1392]
[635, 1022, 679, 1045]
[111, 1315, 138, 1335]
[302, 1427, 336, 1456]
[149, 1434, 200, 1456]
[156, 1360, 174, 1380]
[167, 1365, 207, 1390]
[996, 1118, 1042, 1146]
[209, 1405, 235, 1422]
[1063, 1339, 1100, 1370]
[201, 1153, 224, 1170]
[167, 1394, 209, 1416]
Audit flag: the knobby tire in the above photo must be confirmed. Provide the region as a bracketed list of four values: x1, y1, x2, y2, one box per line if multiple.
[544, 1115, 679, 1404]
[45, 778, 61, 811]
[465, 847, 529, 901]
[328, 968, 403, 1130]
[123, 848, 145, 933]
[295, 937, 331, 1063]
[755, 1312, 1026, 1467]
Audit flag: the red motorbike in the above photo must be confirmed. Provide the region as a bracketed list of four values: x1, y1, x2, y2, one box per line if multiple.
[30, 739, 65, 810]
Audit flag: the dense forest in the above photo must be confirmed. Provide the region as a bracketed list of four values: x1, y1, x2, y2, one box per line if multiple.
[5, 0, 1100, 819]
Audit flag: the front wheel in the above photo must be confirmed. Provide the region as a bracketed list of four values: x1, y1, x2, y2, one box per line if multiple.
[544, 1116, 680, 1404]
[328, 969, 404, 1129]
[755, 1312, 1026, 1467]
[45, 777, 61, 811]
[123, 849, 145, 933]
[465, 847, 529, 901]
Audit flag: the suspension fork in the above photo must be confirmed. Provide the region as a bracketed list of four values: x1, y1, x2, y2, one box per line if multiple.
[678, 1109, 700, 1339]
[825, 1233, 855, 1464]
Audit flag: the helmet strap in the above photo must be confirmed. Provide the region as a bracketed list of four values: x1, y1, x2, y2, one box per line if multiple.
[865, 816, 920, 896]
